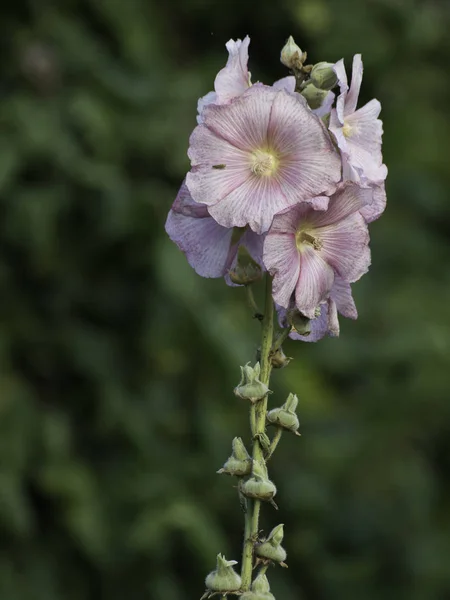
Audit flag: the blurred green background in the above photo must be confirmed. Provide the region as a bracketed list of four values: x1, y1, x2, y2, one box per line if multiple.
[1, 1, 450, 599]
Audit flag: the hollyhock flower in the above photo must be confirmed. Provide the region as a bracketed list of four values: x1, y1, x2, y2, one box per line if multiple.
[187, 84, 341, 235]
[329, 54, 387, 186]
[264, 182, 372, 318]
[197, 37, 295, 122]
[278, 277, 357, 342]
[165, 181, 263, 279]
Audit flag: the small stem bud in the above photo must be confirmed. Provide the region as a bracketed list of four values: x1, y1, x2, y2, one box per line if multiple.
[234, 362, 271, 403]
[267, 393, 300, 435]
[205, 554, 242, 593]
[217, 437, 252, 477]
[242, 459, 277, 502]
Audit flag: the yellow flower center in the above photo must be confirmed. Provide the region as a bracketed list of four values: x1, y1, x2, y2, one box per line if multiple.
[250, 149, 279, 176]
[295, 229, 323, 252]
[342, 121, 354, 138]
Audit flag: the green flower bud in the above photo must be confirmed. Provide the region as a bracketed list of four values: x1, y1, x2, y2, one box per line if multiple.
[205, 554, 242, 592]
[267, 393, 300, 435]
[242, 460, 277, 501]
[256, 524, 287, 564]
[229, 245, 262, 286]
[310, 61, 338, 91]
[234, 362, 271, 403]
[280, 36, 304, 70]
[240, 573, 275, 600]
[217, 437, 252, 477]
[301, 82, 329, 110]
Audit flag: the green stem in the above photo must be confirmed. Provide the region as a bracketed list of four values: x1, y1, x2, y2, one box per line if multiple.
[266, 427, 283, 461]
[245, 285, 263, 321]
[241, 274, 274, 590]
[271, 327, 291, 355]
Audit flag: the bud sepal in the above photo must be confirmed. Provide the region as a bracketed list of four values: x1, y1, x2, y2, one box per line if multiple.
[234, 362, 271, 403]
[240, 573, 275, 600]
[267, 393, 300, 435]
[205, 554, 242, 593]
[241, 460, 277, 502]
[255, 524, 288, 566]
[310, 61, 338, 91]
[217, 437, 252, 477]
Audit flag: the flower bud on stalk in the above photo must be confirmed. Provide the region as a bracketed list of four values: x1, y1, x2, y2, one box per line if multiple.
[267, 393, 300, 435]
[205, 554, 242, 593]
[242, 460, 277, 501]
[280, 36, 304, 70]
[217, 437, 252, 477]
[240, 572, 276, 600]
[255, 524, 287, 564]
[310, 61, 338, 90]
[234, 362, 271, 403]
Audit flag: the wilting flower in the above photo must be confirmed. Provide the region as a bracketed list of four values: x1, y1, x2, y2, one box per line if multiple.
[329, 54, 387, 186]
[278, 276, 357, 342]
[264, 182, 372, 317]
[165, 180, 263, 278]
[187, 84, 341, 235]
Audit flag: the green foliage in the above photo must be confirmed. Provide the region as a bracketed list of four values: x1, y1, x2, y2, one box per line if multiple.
[0, 1, 449, 599]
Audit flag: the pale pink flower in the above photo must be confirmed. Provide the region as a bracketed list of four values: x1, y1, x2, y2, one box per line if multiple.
[329, 55, 387, 186]
[187, 84, 341, 235]
[264, 182, 372, 317]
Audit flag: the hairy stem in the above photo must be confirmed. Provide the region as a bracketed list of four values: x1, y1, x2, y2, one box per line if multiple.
[241, 274, 274, 590]
[266, 427, 283, 461]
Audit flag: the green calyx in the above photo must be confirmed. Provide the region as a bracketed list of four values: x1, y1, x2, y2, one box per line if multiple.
[205, 554, 242, 592]
[310, 61, 338, 91]
[255, 524, 287, 564]
[234, 362, 271, 403]
[229, 245, 262, 286]
[267, 393, 300, 434]
[217, 437, 252, 477]
[240, 574, 275, 600]
[242, 460, 277, 501]
[301, 82, 329, 109]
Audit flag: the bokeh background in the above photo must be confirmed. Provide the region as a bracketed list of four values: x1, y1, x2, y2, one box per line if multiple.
[1, 1, 450, 599]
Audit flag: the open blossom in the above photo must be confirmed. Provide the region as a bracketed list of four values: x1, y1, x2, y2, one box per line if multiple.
[329, 54, 387, 186]
[264, 182, 372, 318]
[165, 180, 263, 279]
[187, 84, 341, 235]
[278, 277, 357, 342]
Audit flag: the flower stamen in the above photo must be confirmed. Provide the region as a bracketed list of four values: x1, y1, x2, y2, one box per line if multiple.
[296, 230, 323, 251]
[251, 150, 278, 176]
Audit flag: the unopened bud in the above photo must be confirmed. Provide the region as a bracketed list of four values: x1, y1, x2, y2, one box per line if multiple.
[270, 346, 292, 369]
[242, 460, 277, 501]
[217, 437, 252, 477]
[229, 245, 262, 286]
[205, 554, 242, 592]
[280, 36, 304, 70]
[267, 393, 300, 434]
[301, 82, 329, 110]
[310, 62, 338, 91]
[234, 362, 271, 403]
[256, 524, 287, 564]
[240, 573, 275, 600]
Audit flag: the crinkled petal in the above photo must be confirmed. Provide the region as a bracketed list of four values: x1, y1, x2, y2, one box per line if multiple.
[268, 90, 341, 203]
[165, 184, 234, 278]
[225, 230, 266, 287]
[214, 36, 251, 103]
[197, 91, 217, 124]
[269, 197, 329, 235]
[329, 108, 349, 154]
[272, 76, 296, 93]
[360, 182, 387, 223]
[172, 180, 209, 217]
[345, 54, 363, 116]
[333, 58, 348, 124]
[289, 298, 339, 342]
[331, 277, 357, 319]
[202, 84, 272, 152]
[317, 212, 371, 282]
[264, 233, 300, 308]
[295, 247, 335, 316]
[311, 182, 372, 227]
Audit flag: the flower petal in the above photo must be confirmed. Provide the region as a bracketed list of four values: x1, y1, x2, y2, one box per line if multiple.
[268, 90, 341, 203]
[312, 91, 335, 118]
[214, 36, 251, 103]
[295, 247, 335, 316]
[333, 58, 348, 124]
[165, 183, 234, 278]
[197, 91, 217, 124]
[264, 232, 300, 308]
[317, 211, 371, 282]
[345, 54, 363, 116]
[272, 76, 296, 93]
[360, 182, 387, 223]
[331, 277, 358, 319]
[311, 182, 372, 227]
